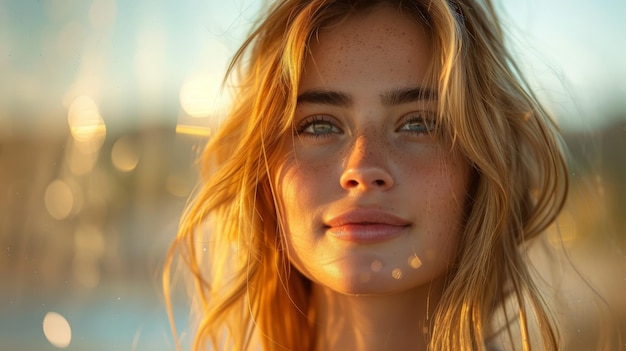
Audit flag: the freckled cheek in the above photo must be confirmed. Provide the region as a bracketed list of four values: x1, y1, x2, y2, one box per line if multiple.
[427, 157, 471, 239]
[285, 151, 337, 185]
[396, 150, 469, 221]
[388, 147, 441, 182]
[275, 155, 339, 219]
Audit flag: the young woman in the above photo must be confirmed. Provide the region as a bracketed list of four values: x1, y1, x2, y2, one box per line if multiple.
[164, 0, 569, 350]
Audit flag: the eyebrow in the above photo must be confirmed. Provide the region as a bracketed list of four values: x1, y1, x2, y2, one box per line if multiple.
[296, 89, 352, 107]
[296, 86, 437, 107]
[380, 86, 437, 106]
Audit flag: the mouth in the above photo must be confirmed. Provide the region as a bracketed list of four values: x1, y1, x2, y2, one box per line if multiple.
[325, 209, 411, 244]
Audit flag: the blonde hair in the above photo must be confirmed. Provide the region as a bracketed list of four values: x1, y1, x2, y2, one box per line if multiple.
[163, 0, 569, 350]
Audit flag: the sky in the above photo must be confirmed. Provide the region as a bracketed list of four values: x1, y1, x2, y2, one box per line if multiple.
[0, 0, 624, 135]
[497, 0, 626, 129]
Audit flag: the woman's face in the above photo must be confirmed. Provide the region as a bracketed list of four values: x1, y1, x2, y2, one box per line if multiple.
[275, 6, 471, 296]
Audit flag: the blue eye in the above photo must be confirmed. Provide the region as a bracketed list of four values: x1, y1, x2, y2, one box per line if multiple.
[295, 115, 342, 137]
[397, 112, 436, 135]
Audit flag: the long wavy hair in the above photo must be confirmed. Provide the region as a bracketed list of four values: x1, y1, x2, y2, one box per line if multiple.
[163, 0, 569, 350]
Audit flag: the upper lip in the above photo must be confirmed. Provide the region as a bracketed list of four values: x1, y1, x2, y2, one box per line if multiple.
[325, 209, 411, 227]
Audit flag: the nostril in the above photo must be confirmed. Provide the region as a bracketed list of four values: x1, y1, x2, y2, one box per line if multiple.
[347, 179, 359, 187]
[340, 168, 394, 190]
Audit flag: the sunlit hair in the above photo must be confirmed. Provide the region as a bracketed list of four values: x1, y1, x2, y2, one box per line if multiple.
[163, 0, 569, 350]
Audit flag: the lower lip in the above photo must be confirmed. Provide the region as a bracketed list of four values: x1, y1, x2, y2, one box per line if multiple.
[326, 224, 408, 244]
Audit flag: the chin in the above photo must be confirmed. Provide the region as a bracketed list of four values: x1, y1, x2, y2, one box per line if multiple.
[315, 268, 443, 297]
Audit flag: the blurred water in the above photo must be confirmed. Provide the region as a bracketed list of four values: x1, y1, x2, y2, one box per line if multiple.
[1, 286, 185, 350]
[0, 127, 199, 350]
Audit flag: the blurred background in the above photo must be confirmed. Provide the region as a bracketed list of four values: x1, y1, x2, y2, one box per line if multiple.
[0, 0, 624, 350]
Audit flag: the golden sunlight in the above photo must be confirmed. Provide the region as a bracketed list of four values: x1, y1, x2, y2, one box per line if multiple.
[179, 71, 229, 118]
[42, 312, 72, 348]
[111, 136, 140, 172]
[166, 174, 193, 198]
[174, 124, 212, 137]
[67, 95, 107, 153]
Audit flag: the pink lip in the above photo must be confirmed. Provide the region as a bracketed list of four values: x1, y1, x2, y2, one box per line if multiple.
[325, 209, 411, 244]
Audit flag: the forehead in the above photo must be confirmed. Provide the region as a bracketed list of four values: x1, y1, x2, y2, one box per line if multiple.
[316, 5, 426, 45]
[301, 5, 433, 90]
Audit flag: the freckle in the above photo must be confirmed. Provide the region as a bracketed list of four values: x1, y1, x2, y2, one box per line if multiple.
[371, 260, 383, 272]
[408, 255, 422, 269]
[392, 268, 403, 279]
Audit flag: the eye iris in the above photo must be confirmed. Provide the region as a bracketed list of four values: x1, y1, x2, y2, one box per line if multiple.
[404, 119, 434, 133]
[408, 121, 426, 132]
[311, 122, 334, 134]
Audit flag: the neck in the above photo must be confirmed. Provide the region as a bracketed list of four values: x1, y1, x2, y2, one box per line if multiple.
[312, 280, 443, 351]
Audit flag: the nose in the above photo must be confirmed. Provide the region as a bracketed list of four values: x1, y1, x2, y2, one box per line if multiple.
[339, 134, 394, 191]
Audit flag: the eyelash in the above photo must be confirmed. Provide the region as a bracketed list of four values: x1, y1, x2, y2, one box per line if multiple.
[294, 112, 438, 138]
[397, 112, 437, 135]
[294, 115, 342, 138]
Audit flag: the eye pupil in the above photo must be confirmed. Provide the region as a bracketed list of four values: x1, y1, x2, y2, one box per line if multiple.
[295, 116, 342, 138]
[313, 123, 333, 133]
[399, 114, 435, 135]
[408, 121, 426, 131]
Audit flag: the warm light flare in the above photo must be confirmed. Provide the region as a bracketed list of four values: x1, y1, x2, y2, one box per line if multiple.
[42, 312, 72, 348]
[408, 255, 422, 269]
[111, 136, 140, 172]
[166, 174, 193, 198]
[175, 124, 212, 137]
[392, 268, 404, 280]
[179, 72, 230, 118]
[67, 95, 107, 153]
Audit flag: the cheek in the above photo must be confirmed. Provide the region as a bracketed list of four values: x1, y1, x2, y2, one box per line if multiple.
[276, 141, 343, 200]
[274, 149, 347, 267]
[403, 151, 469, 256]
[274, 152, 337, 234]
[278, 159, 331, 206]
[435, 157, 470, 255]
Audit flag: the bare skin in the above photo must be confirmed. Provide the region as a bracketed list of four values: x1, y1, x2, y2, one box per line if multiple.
[312, 279, 443, 350]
